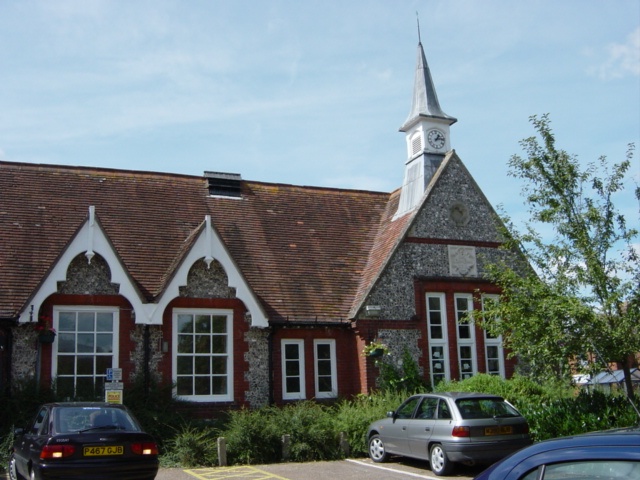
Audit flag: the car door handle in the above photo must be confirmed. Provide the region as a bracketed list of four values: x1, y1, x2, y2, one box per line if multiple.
[402, 426, 407, 430]
[425, 427, 431, 431]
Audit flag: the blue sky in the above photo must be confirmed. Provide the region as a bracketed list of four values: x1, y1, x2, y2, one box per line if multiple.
[1, 0, 638, 229]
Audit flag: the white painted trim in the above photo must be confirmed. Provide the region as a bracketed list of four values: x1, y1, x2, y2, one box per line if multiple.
[314, 339, 337, 399]
[281, 339, 306, 400]
[18, 210, 268, 328]
[172, 308, 234, 402]
[51, 306, 120, 389]
[454, 293, 477, 379]
[154, 216, 268, 328]
[482, 294, 505, 377]
[426, 292, 451, 387]
[18, 210, 148, 325]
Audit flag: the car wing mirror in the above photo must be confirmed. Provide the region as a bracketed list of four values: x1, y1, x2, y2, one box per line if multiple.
[386, 411, 397, 420]
[13, 427, 25, 436]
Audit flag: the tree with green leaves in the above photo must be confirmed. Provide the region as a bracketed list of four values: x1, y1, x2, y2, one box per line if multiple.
[480, 114, 639, 397]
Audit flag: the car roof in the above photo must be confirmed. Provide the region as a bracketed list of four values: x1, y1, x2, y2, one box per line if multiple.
[418, 392, 505, 400]
[535, 427, 640, 449]
[501, 427, 640, 461]
[44, 402, 128, 409]
[479, 427, 640, 479]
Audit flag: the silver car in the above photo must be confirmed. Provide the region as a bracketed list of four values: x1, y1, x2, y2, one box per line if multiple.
[367, 392, 532, 476]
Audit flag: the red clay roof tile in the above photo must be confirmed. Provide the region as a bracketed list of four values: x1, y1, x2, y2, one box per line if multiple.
[1, 161, 404, 323]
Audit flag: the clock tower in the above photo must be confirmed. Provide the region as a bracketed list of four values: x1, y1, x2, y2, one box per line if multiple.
[395, 40, 457, 218]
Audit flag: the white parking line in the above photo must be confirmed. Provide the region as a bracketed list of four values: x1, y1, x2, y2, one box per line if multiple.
[346, 459, 440, 479]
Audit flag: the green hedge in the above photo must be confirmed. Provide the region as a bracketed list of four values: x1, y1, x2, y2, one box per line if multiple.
[435, 374, 639, 441]
[224, 401, 343, 464]
[2, 375, 639, 472]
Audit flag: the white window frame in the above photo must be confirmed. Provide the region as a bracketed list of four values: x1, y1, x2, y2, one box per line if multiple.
[455, 293, 477, 380]
[482, 295, 505, 377]
[281, 339, 305, 400]
[426, 293, 450, 387]
[313, 339, 337, 399]
[172, 308, 234, 402]
[51, 306, 120, 398]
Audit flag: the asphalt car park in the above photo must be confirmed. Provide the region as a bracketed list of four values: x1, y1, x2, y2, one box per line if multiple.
[154, 459, 483, 480]
[2, 461, 482, 480]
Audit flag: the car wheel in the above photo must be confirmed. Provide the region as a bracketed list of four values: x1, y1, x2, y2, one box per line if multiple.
[368, 434, 389, 463]
[430, 443, 453, 476]
[9, 454, 24, 480]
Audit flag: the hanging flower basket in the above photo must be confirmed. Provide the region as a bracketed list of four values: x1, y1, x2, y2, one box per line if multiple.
[38, 330, 56, 344]
[362, 340, 389, 358]
[369, 348, 385, 358]
[36, 315, 56, 344]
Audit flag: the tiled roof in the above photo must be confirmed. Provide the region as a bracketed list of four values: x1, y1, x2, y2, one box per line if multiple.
[0, 161, 401, 323]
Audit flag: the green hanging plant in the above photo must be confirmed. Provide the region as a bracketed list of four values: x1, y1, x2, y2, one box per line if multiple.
[362, 340, 389, 358]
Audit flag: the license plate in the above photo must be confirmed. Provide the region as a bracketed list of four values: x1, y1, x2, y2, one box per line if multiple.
[83, 445, 124, 456]
[484, 426, 513, 436]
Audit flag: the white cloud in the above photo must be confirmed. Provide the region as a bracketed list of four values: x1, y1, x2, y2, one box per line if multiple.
[591, 27, 640, 80]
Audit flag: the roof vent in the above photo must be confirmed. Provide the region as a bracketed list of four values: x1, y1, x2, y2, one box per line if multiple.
[204, 171, 242, 198]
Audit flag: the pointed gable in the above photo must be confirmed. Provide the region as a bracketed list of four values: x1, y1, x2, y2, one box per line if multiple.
[350, 151, 507, 321]
[410, 151, 505, 244]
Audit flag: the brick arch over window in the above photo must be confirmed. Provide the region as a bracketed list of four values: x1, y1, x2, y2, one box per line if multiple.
[57, 253, 119, 295]
[179, 258, 236, 299]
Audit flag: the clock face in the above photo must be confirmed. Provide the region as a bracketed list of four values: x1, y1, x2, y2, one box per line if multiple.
[427, 129, 446, 150]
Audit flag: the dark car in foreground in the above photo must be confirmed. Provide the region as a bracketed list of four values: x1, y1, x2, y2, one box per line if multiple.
[10, 402, 159, 480]
[474, 427, 640, 480]
[367, 392, 531, 476]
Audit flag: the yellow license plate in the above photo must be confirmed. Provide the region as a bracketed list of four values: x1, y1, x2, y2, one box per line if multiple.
[83, 445, 124, 456]
[484, 426, 513, 436]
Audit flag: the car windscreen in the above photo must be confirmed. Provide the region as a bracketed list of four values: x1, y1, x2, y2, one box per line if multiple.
[54, 407, 141, 434]
[456, 398, 521, 419]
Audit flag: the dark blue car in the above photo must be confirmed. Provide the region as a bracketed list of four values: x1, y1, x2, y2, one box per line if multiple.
[10, 402, 159, 480]
[474, 427, 640, 480]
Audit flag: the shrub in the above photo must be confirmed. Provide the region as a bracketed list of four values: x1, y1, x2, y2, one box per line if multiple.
[522, 390, 640, 441]
[0, 427, 14, 474]
[224, 401, 343, 464]
[0, 379, 57, 474]
[275, 402, 341, 462]
[377, 348, 427, 393]
[4, 374, 639, 469]
[162, 424, 219, 467]
[333, 390, 408, 456]
[0, 379, 56, 433]
[434, 374, 639, 442]
[123, 378, 188, 453]
[434, 373, 573, 411]
[224, 406, 282, 464]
